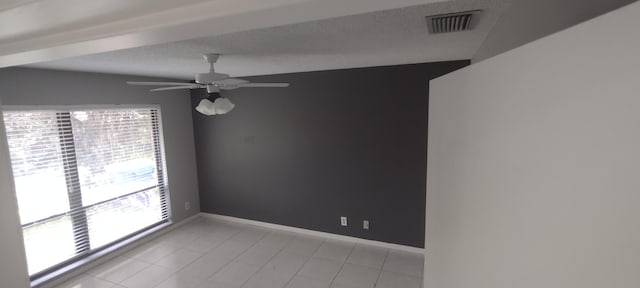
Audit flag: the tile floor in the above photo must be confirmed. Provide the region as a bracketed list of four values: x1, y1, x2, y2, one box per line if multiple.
[54, 217, 424, 288]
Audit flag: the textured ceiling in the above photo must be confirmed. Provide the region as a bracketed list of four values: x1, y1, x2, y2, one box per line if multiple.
[27, 0, 510, 79]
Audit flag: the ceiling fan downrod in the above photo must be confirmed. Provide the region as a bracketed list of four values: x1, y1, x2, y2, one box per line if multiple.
[203, 53, 220, 72]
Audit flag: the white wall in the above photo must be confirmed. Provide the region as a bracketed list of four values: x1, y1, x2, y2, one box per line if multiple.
[0, 97, 30, 287]
[472, 0, 636, 62]
[426, 2, 640, 288]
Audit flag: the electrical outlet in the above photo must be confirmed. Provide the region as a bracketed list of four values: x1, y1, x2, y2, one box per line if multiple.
[340, 216, 347, 226]
[363, 220, 369, 230]
[184, 201, 191, 210]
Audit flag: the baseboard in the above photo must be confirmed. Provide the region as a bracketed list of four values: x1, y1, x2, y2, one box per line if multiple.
[200, 213, 425, 254]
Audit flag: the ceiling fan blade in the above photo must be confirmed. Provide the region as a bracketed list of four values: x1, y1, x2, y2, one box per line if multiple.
[150, 85, 202, 92]
[238, 83, 290, 88]
[127, 81, 194, 86]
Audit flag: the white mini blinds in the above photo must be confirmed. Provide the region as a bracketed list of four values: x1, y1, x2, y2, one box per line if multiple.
[3, 107, 170, 276]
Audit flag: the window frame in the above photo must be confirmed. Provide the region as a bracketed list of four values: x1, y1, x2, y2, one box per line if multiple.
[2, 104, 172, 280]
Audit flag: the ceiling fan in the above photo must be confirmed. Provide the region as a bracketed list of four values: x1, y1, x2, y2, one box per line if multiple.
[126, 54, 290, 115]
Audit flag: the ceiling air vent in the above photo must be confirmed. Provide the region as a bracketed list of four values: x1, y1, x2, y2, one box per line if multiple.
[426, 10, 482, 34]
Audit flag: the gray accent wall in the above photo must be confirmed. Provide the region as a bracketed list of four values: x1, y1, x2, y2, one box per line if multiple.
[0, 67, 200, 223]
[192, 61, 469, 248]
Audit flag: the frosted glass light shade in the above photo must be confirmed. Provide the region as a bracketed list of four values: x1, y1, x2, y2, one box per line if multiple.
[195, 97, 235, 115]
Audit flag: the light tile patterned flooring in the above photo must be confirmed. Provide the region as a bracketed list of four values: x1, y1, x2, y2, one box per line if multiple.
[54, 217, 424, 288]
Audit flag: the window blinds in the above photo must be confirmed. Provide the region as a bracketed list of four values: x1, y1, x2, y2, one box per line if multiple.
[3, 107, 169, 276]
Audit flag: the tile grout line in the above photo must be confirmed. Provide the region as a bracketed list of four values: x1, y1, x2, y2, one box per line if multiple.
[115, 217, 246, 288]
[149, 224, 243, 287]
[181, 219, 237, 254]
[327, 242, 357, 287]
[237, 230, 314, 287]
[125, 235, 203, 287]
[216, 227, 277, 287]
[280, 237, 327, 288]
[187, 220, 258, 286]
[159, 220, 276, 287]
[84, 218, 405, 288]
[61, 272, 120, 288]
[373, 249, 391, 287]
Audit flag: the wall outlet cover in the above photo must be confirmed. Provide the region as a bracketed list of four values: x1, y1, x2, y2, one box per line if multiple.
[363, 220, 369, 230]
[185, 201, 191, 210]
[340, 216, 347, 226]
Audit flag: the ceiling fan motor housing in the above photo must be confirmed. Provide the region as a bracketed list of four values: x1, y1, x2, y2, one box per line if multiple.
[195, 72, 229, 84]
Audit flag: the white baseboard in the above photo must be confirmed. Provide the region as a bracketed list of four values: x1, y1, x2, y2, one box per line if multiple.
[200, 213, 425, 254]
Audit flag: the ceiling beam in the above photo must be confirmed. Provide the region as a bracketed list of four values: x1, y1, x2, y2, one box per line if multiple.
[0, 0, 446, 68]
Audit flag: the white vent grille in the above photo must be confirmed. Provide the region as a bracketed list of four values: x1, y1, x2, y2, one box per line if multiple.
[426, 10, 482, 34]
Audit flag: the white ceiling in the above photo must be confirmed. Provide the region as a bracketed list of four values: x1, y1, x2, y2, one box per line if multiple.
[1, 0, 454, 67]
[12, 0, 510, 78]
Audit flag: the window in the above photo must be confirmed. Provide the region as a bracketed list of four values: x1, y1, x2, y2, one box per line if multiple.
[2, 107, 170, 277]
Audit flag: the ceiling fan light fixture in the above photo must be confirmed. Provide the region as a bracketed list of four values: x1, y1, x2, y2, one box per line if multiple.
[213, 97, 235, 115]
[195, 93, 235, 116]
